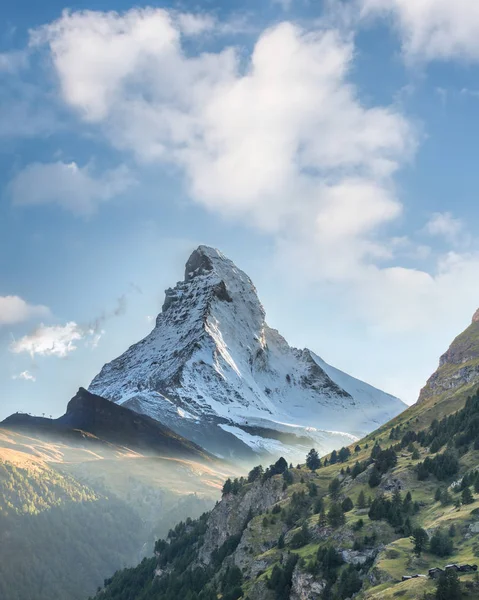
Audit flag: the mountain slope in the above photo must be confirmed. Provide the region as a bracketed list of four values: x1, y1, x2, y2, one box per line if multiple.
[3, 387, 213, 461]
[93, 314, 479, 600]
[0, 388, 237, 600]
[89, 245, 404, 461]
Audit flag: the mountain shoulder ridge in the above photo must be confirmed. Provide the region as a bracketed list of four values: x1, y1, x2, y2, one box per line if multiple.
[2, 387, 213, 462]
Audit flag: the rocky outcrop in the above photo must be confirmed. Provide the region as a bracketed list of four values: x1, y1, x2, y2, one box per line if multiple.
[198, 478, 286, 565]
[290, 566, 326, 600]
[342, 548, 379, 566]
[418, 312, 479, 403]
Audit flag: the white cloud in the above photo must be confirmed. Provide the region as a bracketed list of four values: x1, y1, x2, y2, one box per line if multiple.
[360, 0, 479, 63]
[9, 161, 135, 215]
[30, 7, 479, 337]
[0, 295, 49, 326]
[10, 322, 88, 357]
[33, 11, 414, 230]
[12, 370, 36, 382]
[272, 0, 293, 11]
[0, 50, 28, 73]
[9, 294, 129, 359]
[425, 212, 464, 243]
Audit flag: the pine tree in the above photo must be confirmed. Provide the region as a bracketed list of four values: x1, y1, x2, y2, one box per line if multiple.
[368, 467, 382, 488]
[462, 487, 474, 505]
[329, 478, 341, 500]
[222, 479, 232, 495]
[357, 490, 366, 509]
[412, 527, 428, 556]
[327, 503, 345, 528]
[435, 570, 462, 600]
[306, 449, 321, 471]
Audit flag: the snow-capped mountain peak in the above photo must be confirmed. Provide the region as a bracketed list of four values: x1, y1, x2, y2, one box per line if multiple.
[89, 246, 405, 462]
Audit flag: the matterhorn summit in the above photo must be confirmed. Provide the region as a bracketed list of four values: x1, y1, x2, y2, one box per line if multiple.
[90, 246, 404, 461]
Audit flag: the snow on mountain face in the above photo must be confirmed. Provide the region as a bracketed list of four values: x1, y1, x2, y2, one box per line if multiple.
[89, 246, 405, 462]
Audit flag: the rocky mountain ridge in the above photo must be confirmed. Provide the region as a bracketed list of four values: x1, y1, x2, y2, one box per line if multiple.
[89, 245, 404, 462]
[418, 310, 479, 409]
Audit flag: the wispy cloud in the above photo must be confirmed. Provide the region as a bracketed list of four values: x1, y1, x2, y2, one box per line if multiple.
[9, 294, 130, 359]
[359, 0, 479, 64]
[424, 212, 464, 244]
[0, 295, 50, 326]
[9, 161, 135, 216]
[12, 370, 36, 382]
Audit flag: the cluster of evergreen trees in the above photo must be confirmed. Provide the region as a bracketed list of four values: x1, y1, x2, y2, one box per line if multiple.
[397, 391, 479, 471]
[368, 490, 418, 533]
[411, 526, 454, 558]
[307, 545, 363, 600]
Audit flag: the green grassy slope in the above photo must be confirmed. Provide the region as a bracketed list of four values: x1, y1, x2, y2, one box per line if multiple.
[0, 425, 237, 600]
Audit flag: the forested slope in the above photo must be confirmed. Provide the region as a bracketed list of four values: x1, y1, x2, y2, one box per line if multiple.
[94, 389, 479, 600]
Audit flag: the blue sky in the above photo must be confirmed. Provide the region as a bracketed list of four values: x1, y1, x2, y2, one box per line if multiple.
[2, 0, 479, 420]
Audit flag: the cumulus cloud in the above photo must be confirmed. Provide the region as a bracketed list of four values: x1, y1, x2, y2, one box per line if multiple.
[9, 294, 128, 359]
[12, 370, 36, 382]
[425, 212, 464, 244]
[360, 0, 479, 63]
[10, 322, 87, 357]
[33, 10, 414, 231]
[9, 161, 135, 215]
[0, 295, 50, 326]
[29, 7, 479, 335]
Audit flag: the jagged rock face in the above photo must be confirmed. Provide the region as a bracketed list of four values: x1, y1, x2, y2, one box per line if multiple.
[290, 567, 326, 600]
[198, 477, 285, 565]
[419, 313, 479, 403]
[89, 246, 404, 461]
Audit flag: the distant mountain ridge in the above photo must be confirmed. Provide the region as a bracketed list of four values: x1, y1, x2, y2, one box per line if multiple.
[89, 245, 405, 461]
[2, 387, 213, 462]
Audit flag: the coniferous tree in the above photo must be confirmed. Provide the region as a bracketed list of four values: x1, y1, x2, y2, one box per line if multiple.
[329, 478, 341, 500]
[248, 466, 263, 483]
[327, 503, 345, 528]
[462, 487, 474, 505]
[368, 467, 382, 488]
[435, 570, 462, 600]
[357, 490, 366, 509]
[412, 527, 428, 556]
[430, 530, 453, 557]
[306, 449, 321, 471]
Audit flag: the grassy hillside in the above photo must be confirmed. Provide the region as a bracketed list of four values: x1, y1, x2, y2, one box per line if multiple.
[0, 455, 144, 600]
[93, 387, 479, 600]
[0, 425, 236, 600]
